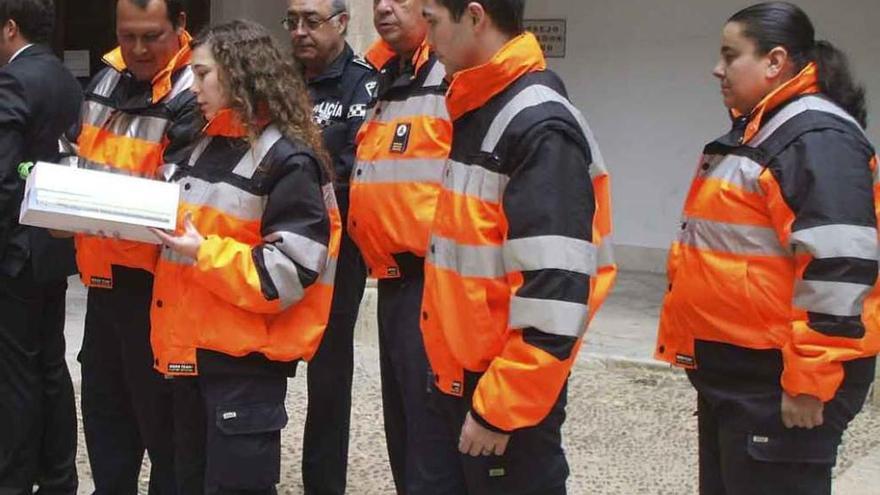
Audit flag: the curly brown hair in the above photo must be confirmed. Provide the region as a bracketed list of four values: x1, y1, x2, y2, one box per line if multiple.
[191, 20, 331, 174]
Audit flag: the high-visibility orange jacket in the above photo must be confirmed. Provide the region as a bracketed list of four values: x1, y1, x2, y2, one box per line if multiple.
[347, 38, 451, 279]
[72, 32, 199, 288]
[656, 63, 880, 402]
[150, 110, 341, 376]
[421, 33, 616, 432]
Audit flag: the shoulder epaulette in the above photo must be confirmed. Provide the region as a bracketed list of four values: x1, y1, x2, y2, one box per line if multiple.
[352, 56, 374, 71]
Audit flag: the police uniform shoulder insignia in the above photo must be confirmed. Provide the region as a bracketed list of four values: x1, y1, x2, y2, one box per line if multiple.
[364, 81, 379, 100]
[347, 104, 367, 119]
[352, 56, 373, 70]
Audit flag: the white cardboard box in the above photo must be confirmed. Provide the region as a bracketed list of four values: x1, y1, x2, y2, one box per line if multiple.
[19, 162, 180, 244]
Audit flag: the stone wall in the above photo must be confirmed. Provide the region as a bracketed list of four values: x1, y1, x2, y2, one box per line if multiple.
[345, 0, 378, 56]
[210, 0, 377, 56]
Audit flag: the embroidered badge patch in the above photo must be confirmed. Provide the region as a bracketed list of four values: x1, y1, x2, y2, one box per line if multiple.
[390, 123, 412, 154]
[675, 354, 695, 366]
[168, 363, 196, 374]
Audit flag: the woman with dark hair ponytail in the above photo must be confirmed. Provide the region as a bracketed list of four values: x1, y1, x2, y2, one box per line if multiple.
[656, 2, 879, 494]
[812, 40, 868, 127]
[727, 1, 868, 128]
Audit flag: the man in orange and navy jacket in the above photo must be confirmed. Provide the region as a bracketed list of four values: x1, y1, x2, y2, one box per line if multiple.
[346, 0, 460, 492]
[420, 0, 616, 492]
[63, 0, 199, 492]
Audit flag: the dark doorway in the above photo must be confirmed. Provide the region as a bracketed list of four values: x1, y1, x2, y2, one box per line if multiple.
[54, 0, 211, 82]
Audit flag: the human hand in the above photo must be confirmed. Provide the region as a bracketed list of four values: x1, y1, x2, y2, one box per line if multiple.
[459, 412, 510, 457]
[150, 212, 204, 259]
[781, 392, 824, 429]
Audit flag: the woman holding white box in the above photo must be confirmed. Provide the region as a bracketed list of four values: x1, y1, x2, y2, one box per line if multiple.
[150, 20, 340, 494]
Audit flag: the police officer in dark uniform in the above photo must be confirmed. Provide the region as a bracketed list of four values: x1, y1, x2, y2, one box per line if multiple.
[285, 0, 376, 493]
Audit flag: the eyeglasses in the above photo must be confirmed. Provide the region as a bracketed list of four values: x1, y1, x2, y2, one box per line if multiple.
[281, 11, 343, 31]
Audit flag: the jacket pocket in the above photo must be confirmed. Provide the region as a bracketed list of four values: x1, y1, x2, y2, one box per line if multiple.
[746, 428, 838, 465]
[215, 402, 288, 435]
[209, 402, 288, 489]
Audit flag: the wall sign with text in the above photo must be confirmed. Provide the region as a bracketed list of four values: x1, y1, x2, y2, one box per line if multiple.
[524, 19, 567, 58]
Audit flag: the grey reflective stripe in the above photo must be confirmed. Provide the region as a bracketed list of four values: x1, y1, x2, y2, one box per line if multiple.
[183, 177, 266, 221]
[81, 101, 115, 129]
[322, 183, 338, 212]
[750, 95, 865, 146]
[167, 67, 194, 101]
[353, 158, 446, 184]
[232, 126, 283, 178]
[260, 244, 305, 309]
[319, 256, 338, 285]
[58, 135, 78, 158]
[423, 60, 448, 88]
[679, 218, 789, 256]
[509, 296, 589, 338]
[504, 236, 597, 276]
[443, 160, 508, 203]
[585, 127, 609, 181]
[81, 100, 169, 144]
[156, 163, 179, 181]
[264, 231, 328, 274]
[597, 236, 616, 267]
[93, 71, 121, 98]
[58, 155, 79, 167]
[480, 84, 608, 179]
[791, 224, 879, 260]
[875, 158, 880, 186]
[428, 235, 505, 279]
[160, 247, 196, 266]
[793, 279, 870, 317]
[374, 94, 448, 123]
[317, 183, 338, 286]
[703, 154, 764, 194]
[188, 136, 213, 166]
[363, 105, 380, 123]
[79, 160, 147, 176]
[78, 160, 111, 172]
[107, 113, 169, 144]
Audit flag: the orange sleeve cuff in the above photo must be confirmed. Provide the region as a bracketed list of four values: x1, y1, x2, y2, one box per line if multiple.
[781, 344, 844, 403]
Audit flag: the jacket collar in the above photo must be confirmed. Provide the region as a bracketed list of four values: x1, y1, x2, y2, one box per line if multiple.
[9, 44, 54, 64]
[446, 32, 546, 121]
[741, 62, 820, 143]
[8, 43, 36, 63]
[309, 43, 353, 84]
[365, 36, 432, 75]
[203, 108, 249, 138]
[103, 30, 194, 103]
[202, 107, 272, 139]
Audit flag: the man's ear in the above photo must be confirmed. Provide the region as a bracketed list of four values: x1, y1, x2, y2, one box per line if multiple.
[4, 19, 18, 41]
[337, 11, 350, 36]
[175, 11, 188, 34]
[466, 1, 487, 30]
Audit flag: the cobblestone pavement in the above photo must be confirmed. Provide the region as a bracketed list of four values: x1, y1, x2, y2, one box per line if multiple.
[64, 274, 880, 494]
[71, 346, 880, 494]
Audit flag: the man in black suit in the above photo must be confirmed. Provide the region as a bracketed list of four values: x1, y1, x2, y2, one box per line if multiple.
[0, 1, 83, 493]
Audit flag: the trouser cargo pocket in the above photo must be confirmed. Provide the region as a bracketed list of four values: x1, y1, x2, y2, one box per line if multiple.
[202, 373, 288, 491]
